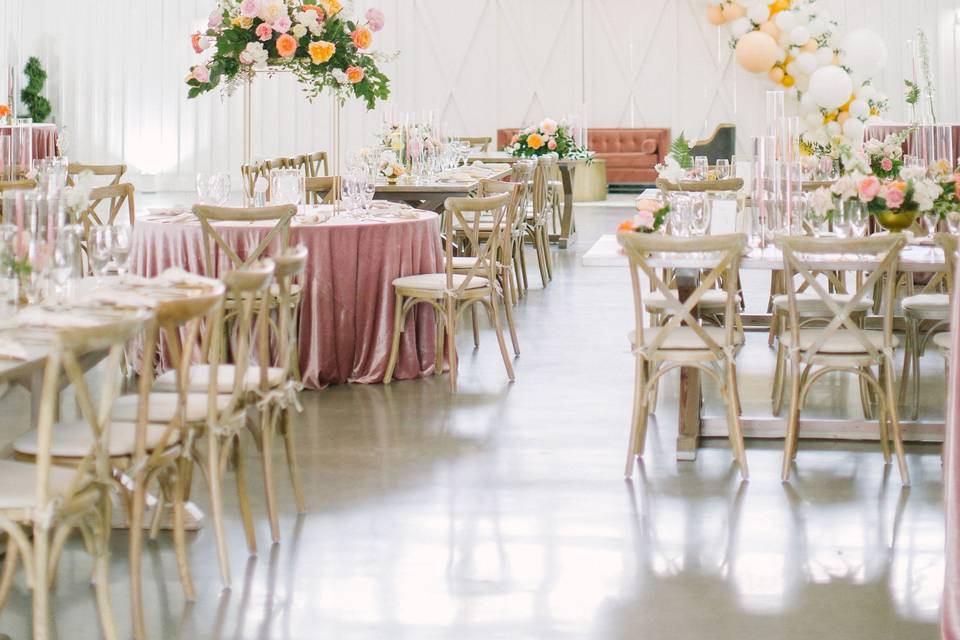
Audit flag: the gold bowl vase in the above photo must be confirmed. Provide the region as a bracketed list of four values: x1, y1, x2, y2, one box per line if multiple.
[874, 209, 917, 233]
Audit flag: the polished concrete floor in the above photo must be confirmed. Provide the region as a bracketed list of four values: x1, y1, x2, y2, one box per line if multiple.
[0, 196, 945, 639]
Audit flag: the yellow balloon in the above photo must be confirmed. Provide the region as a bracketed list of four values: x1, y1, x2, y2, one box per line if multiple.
[734, 30, 781, 74]
[768, 0, 790, 15]
[782, 74, 795, 88]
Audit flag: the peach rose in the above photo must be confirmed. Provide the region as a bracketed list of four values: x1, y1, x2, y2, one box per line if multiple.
[884, 185, 905, 209]
[351, 27, 372, 49]
[857, 176, 880, 202]
[527, 133, 544, 150]
[346, 66, 365, 83]
[276, 33, 298, 58]
[617, 219, 635, 233]
[635, 197, 660, 212]
[300, 4, 325, 19]
[318, 0, 342, 17]
[308, 40, 335, 64]
[191, 32, 203, 53]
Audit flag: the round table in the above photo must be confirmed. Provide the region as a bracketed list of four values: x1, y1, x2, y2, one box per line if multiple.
[129, 207, 444, 389]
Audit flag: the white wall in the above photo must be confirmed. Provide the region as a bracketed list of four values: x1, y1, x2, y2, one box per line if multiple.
[2, 0, 959, 191]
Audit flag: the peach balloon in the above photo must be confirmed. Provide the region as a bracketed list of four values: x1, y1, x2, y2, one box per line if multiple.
[707, 5, 725, 25]
[721, 2, 746, 21]
[802, 40, 818, 53]
[759, 20, 780, 39]
[768, 67, 785, 82]
[735, 31, 781, 73]
[837, 111, 850, 125]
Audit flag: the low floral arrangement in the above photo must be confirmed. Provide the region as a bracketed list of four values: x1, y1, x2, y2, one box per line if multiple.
[810, 166, 943, 219]
[506, 119, 592, 161]
[618, 197, 669, 234]
[377, 150, 405, 182]
[862, 133, 907, 179]
[187, 0, 392, 108]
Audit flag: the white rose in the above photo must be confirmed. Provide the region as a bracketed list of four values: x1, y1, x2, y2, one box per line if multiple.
[291, 23, 306, 38]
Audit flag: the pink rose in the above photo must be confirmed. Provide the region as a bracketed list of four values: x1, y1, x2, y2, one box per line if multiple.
[510, 135, 519, 144]
[192, 65, 210, 84]
[884, 186, 905, 209]
[365, 8, 385, 32]
[547, 138, 557, 151]
[273, 15, 292, 32]
[635, 197, 660, 212]
[208, 9, 223, 28]
[256, 22, 273, 41]
[858, 176, 881, 202]
[240, 0, 260, 18]
[880, 157, 893, 172]
[633, 210, 655, 230]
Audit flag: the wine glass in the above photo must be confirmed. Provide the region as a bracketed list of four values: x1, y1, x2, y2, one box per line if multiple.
[50, 227, 79, 300]
[715, 159, 731, 180]
[946, 210, 960, 235]
[923, 210, 940, 244]
[111, 225, 132, 277]
[342, 173, 361, 215]
[834, 199, 853, 240]
[196, 172, 211, 204]
[693, 156, 709, 181]
[88, 226, 113, 283]
[361, 174, 376, 216]
[849, 201, 869, 239]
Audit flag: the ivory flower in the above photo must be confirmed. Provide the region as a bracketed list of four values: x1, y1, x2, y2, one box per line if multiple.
[539, 118, 558, 135]
[291, 23, 307, 38]
[276, 33, 298, 58]
[346, 65, 365, 83]
[309, 40, 336, 64]
[331, 68, 348, 84]
[258, 0, 285, 23]
[239, 15, 254, 28]
[240, 41, 269, 68]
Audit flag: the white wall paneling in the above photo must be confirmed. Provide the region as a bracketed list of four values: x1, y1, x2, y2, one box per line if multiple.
[1, 0, 958, 191]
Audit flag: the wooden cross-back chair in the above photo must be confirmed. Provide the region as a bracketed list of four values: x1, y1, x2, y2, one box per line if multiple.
[526, 154, 556, 287]
[455, 136, 492, 153]
[241, 161, 269, 199]
[0, 311, 150, 639]
[898, 232, 957, 420]
[299, 151, 329, 178]
[77, 182, 136, 229]
[193, 204, 295, 274]
[474, 178, 522, 356]
[506, 160, 535, 298]
[777, 234, 908, 484]
[618, 232, 748, 480]
[931, 233, 958, 366]
[66, 163, 125, 196]
[384, 192, 515, 392]
[304, 175, 341, 204]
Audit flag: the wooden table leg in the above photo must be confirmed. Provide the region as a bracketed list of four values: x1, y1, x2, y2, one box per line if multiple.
[550, 163, 577, 249]
[675, 269, 702, 460]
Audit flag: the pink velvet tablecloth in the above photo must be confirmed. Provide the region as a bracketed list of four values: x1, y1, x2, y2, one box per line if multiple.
[944, 258, 960, 639]
[129, 208, 444, 389]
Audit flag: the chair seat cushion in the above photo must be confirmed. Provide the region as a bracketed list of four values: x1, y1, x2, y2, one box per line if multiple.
[629, 326, 740, 350]
[645, 289, 729, 311]
[902, 293, 950, 316]
[780, 329, 898, 354]
[154, 365, 286, 394]
[0, 460, 79, 510]
[13, 420, 178, 458]
[772, 292, 872, 315]
[393, 274, 489, 291]
[933, 332, 952, 352]
[112, 393, 234, 424]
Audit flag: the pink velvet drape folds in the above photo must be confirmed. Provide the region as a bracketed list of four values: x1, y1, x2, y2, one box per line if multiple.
[944, 259, 960, 639]
[130, 214, 444, 389]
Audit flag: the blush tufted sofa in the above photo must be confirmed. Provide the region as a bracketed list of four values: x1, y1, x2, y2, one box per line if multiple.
[497, 127, 670, 185]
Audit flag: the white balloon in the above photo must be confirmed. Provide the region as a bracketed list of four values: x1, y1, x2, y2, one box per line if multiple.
[707, 0, 722, 5]
[827, 121, 842, 136]
[843, 117, 865, 142]
[789, 25, 810, 46]
[848, 98, 870, 120]
[799, 92, 818, 114]
[793, 10, 810, 24]
[774, 11, 796, 32]
[747, 4, 769, 22]
[786, 61, 799, 77]
[776, 49, 787, 63]
[808, 65, 853, 110]
[729, 16, 751, 38]
[855, 83, 877, 101]
[841, 28, 887, 80]
[795, 75, 810, 92]
[807, 18, 827, 37]
[795, 52, 818, 74]
[806, 111, 823, 127]
[815, 47, 835, 66]
[778, 32, 792, 49]
[738, 0, 764, 5]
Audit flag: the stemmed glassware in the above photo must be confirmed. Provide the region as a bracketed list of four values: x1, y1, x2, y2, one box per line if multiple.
[196, 172, 211, 204]
[692, 156, 709, 181]
[49, 226, 80, 300]
[88, 226, 113, 283]
[946, 210, 960, 235]
[715, 159, 731, 180]
[209, 173, 231, 205]
[923, 210, 940, 244]
[111, 225, 132, 277]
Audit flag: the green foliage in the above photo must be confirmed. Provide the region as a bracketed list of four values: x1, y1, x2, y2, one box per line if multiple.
[669, 133, 693, 170]
[20, 57, 51, 123]
[904, 79, 920, 106]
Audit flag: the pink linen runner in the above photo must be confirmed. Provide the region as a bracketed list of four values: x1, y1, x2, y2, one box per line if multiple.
[946, 258, 960, 639]
[130, 214, 444, 389]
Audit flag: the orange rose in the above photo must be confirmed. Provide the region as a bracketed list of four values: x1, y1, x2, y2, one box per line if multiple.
[309, 41, 335, 64]
[527, 133, 544, 150]
[0, 105, 10, 118]
[318, 0, 342, 17]
[617, 220, 635, 233]
[346, 66, 365, 83]
[276, 33, 298, 58]
[351, 26, 372, 49]
[300, 4, 324, 17]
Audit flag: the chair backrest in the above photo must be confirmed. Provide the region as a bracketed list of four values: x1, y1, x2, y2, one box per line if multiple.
[221, 261, 276, 398]
[0, 179, 36, 192]
[476, 179, 522, 270]
[778, 234, 905, 362]
[302, 151, 329, 178]
[304, 176, 341, 205]
[32, 311, 150, 508]
[241, 162, 269, 199]
[273, 245, 308, 379]
[193, 204, 295, 274]
[617, 232, 746, 358]
[78, 182, 135, 229]
[443, 193, 511, 294]
[935, 233, 959, 296]
[531, 154, 557, 223]
[67, 163, 125, 187]
[455, 136, 492, 153]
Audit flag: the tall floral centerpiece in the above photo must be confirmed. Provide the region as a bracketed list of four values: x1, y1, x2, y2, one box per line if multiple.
[506, 119, 592, 161]
[186, 0, 394, 198]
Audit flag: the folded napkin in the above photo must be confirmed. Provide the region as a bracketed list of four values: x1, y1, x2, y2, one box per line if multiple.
[439, 172, 475, 183]
[15, 308, 104, 329]
[88, 288, 159, 309]
[369, 200, 412, 210]
[157, 267, 218, 288]
[0, 338, 29, 361]
[296, 209, 333, 225]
